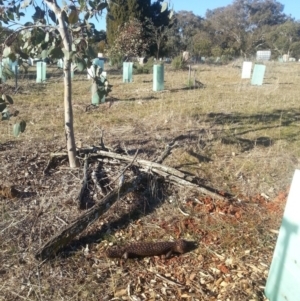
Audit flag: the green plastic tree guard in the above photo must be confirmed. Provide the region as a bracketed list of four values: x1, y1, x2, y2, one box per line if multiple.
[0, 65, 5, 83]
[2, 58, 11, 69]
[71, 63, 75, 79]
[91, 71, 106, 105]
[123, 62, 133, 83]
[93, 58, 104, 71]
[251, 64, 266, 86]
[11, 61, 18, 74]
[91, 82, 100, 105]
[265, 169, 300, 301]
[57, 59, 63, 69]
[153, 64, 164, 91]
[36, 62, 46, 83]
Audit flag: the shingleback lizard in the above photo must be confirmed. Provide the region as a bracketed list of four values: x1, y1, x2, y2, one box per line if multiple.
[106, 239, 193, 260]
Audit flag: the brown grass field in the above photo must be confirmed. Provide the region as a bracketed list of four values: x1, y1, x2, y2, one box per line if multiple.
[0, 61, 299, 300]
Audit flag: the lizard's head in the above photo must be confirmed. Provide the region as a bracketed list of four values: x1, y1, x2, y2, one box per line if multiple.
[175, 239, 198, 253]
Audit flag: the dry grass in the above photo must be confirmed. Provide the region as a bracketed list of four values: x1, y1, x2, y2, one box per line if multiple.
[0, 61, 299, 300]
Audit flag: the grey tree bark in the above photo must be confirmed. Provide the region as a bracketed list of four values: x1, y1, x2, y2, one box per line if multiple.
[45, 0, 79, 168]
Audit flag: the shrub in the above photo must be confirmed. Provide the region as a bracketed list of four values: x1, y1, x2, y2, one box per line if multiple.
[171, 55, 187, 70]
[133, 63, 148, 74]
[133, 57, 155, 74]
[109, 53, 123, 69]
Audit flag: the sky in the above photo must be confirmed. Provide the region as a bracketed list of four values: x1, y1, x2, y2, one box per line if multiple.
[10, 0, 300, 31]
[94, 0, 300, 30]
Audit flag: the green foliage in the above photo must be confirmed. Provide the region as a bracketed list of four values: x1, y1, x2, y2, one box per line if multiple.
[106, 0, 172, 58]
[133, 64, 148, 74]
[153, 0, 299, 60]
[0, 0, 109, 69]
[290, 41, 300, 58]
[0, 93, 26, 136]
[106, 0, 151, 46]
[211, 46, 223, 58]
[1, 62, 14, 79]
[186, 79, 194, 88]
[90, 65, 111, 104]
[109, 53, 123, 69]
[171, 55, 187, 70]
[0, 94, 12, 118]
[192, 30, 212, 58]
[265, 21, 300, 56]
[133, 57, 154, 74]
[173, 11, 203, 53]
[108, 18, 149, 59]
[98, 40, 106, 54]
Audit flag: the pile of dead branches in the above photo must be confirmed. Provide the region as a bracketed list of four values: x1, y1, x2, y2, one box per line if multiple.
[36, 143, 230, 261]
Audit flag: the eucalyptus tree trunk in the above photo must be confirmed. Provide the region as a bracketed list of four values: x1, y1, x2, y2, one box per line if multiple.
[62, 58, 78, 168]
[45, 0, 79, 168]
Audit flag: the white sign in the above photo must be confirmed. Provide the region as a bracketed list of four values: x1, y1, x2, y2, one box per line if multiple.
[241, 61, 252, 79]
[256, 50, 271, 61]
[283, 54, 289, 62]
[265, 169, 300, 301]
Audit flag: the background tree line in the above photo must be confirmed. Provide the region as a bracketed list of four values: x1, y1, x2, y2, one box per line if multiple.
[1, 0, 299, 63]
[104, 0, 300, 61]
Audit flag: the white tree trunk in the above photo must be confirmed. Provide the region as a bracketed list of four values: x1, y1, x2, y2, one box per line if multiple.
[45, 0, 79, 168]
[63, 59, 78, 168]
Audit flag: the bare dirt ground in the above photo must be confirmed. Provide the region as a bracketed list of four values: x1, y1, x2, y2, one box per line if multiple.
[1, 61, 299, 300]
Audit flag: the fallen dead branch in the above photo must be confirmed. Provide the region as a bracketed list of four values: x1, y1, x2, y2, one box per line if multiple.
[35, 178, 139, 260]
[49, 148, 227, 201]
[91, 150, 226, 201]
[90, 149, 196, 181]
[147, 167, 225, 201]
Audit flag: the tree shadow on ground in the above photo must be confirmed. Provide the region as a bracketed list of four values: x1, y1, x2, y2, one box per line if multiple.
[221, 136, 273, 152]
[119, 109, 300, 171]
[169, 85, 205, 93]
[103, 96, 159, 102]
[205, 109, 300, 127]
[203, 108, 300, 151]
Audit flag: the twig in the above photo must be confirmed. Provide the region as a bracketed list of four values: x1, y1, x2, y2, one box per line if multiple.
[147, 270, 184, 287]
[3, 24, 56, 47]
[178, 207, 189, 216]
[77, 154, 89, 209]
[127, 281, 133, 301]
[55, 215, 68, 226]
[10, 291, 35, 301]
[190, 280, 206, 297]
[99, 128, 108, 150]
[36, 267, 43, 301]
[155, 139, 178, 163]
[43, 157, 54, 174]
[90, 162, 106, 197]
[109, 149, 139, 187]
